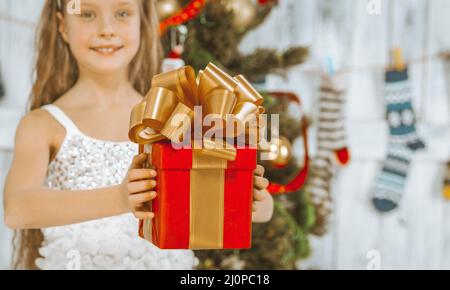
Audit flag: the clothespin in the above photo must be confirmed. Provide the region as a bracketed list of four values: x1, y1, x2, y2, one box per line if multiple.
[392, 47, 406, 71]
[325, 56, 335, 76]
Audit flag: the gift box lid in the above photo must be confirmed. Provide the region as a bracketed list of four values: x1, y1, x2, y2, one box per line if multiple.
[152, 142, 257, 170]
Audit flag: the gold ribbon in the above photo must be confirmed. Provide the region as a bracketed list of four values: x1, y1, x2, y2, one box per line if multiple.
[129, 62, 264, 161]
[130, 63, 263, 249]
[189, 150, 227, 249]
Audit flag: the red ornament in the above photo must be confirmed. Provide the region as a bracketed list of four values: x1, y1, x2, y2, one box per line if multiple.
[258, 0, 279, 5]
[160, 0, 206, 34]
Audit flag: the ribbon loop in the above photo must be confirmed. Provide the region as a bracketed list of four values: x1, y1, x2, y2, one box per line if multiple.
[198, 63, 238, 99]
[160, 102, 194, 144]
[234, 75, 264, 106]
[143, 87, 179, 131]
[152, 66, 198, 108]
[203, 89, 237, 118]
[129, 62, 265, 161]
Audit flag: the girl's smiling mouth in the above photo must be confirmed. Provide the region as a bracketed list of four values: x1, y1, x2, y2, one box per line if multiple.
[90, 45, 124, 55]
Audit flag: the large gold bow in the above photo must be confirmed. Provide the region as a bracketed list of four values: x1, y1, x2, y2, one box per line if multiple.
[129, 63, 265, 161]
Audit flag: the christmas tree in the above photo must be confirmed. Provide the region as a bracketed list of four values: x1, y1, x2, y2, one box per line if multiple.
[158, 0, 314, 269]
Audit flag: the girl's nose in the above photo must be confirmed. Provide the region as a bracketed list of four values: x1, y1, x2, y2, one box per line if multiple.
[98, 16, 116, 39]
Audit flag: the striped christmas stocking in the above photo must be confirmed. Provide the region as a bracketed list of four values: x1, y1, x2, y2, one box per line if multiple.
[372, 68, 425, 212]
[318, 77, 350, 166]
[307, 75, 350, 236]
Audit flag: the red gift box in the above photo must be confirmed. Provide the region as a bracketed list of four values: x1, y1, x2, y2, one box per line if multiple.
[139, 142, 257, 249]
[129, 63, 265, 249]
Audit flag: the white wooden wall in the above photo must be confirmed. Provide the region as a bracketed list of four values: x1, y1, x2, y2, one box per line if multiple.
[1, 0, 450, 270]
[0, 0, 43, 269]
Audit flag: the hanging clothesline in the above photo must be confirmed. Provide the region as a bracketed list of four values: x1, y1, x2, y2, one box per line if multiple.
[297, 52, 450, 76]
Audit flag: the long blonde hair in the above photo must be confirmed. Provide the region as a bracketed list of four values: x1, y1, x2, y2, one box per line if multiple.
[13, 0, 163, 269]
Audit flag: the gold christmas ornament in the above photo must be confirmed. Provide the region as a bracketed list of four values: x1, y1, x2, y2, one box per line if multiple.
[225, 0, 257, 30]
[156, 0, 181, 21]
[267, 136, 293, 167]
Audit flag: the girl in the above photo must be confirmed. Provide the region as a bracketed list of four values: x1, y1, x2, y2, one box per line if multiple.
[2, 0, 273, 270]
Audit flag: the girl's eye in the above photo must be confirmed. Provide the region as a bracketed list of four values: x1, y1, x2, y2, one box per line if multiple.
[116, 10, 131, 19]
[80, 10, 96, 20]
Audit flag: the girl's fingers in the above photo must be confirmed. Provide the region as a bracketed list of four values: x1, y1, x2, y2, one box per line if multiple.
[128, 169, 157, 182]
[253, 189, 266, 202]
[130, 153, 148, 169]
[254, 165, 265, 177]
[252, 202, 257, 212]
[128, 179, 157, 194]
[254, 175, 269, 190]
[128, 191, 157, 205]
[134, 211, 155, 220]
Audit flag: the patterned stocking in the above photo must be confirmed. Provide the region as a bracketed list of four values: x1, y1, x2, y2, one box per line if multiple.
[372, 68, 425, 212]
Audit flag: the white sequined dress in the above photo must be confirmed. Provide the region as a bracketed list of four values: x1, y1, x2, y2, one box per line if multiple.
[35, 104, 197, 270]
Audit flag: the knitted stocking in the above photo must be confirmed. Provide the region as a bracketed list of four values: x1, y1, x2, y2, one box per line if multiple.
[307, 75, 350, 235]
[372, 68, 425, 212]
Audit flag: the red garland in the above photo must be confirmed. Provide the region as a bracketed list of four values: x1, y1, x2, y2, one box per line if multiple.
[265, 92, 310, 195]
[257, 0, 279, 5]
[160, 0, 206, 34]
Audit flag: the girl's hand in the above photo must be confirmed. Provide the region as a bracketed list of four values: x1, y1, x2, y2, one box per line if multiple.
[253, 165, 269, 208]
[252, 165, 274, 223]
[122, 153, 157, 220]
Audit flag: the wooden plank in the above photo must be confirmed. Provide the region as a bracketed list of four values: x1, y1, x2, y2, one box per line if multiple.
[345, 0, 390, 121]
[423, 0, 450, 125]
[0, 0, 43, 109]
[0, 151, 14, 269]
[401, 161, 445, 269]
[389, 0, 429, 119]
[299, 233, 335, 270]
[239, 0, 322, 112]
[334, 161, 381, 269]
[0, 0, 44, 269]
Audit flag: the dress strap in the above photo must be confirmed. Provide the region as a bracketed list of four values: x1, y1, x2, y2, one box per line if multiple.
[42, 104, 80, 136]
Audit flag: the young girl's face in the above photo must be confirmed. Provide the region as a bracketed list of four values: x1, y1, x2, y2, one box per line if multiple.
[59, 0, 141, 75]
